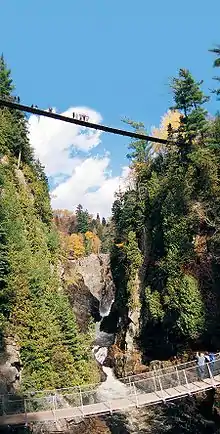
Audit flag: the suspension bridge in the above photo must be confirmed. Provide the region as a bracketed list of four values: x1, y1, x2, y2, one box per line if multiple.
[1, 357, 220, 426]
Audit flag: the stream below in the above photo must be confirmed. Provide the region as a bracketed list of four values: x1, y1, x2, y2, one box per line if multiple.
[92, 298, 129, 401]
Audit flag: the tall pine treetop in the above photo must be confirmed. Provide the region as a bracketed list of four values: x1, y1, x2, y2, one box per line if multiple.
[171, 69, 209, 114]
[209, 45, 220, 97]
[0, 54, 14, 97]
[170, 69, 209, 144]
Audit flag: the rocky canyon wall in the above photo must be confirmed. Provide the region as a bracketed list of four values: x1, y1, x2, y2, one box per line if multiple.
[62, 253, 115, 331]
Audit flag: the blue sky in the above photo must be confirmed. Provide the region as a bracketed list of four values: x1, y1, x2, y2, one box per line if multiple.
[1, 0, 220, 216]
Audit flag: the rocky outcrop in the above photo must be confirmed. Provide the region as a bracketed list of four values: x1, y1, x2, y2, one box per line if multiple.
[74, 254, 115, 312]
[125, 272, 142, 352]
[64, 254, 115, 329]
[0, 337, 22, 393]
[62, 260, 101, 332]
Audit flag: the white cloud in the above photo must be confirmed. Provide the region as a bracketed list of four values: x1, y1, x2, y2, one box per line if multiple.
[28, 106, 129, 217]
[51, 158, 129, 217]
[28, 107, 102, 176]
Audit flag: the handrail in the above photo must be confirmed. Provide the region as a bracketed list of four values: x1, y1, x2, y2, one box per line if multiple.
[1, 353, 219, 398]
[1, 359, 220, 424]
[125, 353, 220, 382]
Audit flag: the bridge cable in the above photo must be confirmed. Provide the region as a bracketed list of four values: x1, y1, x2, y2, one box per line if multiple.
[0, 99, 168, 145]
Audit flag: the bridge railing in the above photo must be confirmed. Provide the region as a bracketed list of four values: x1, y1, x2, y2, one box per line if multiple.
[122, 353, 220, 385]
[1, 354, 219, 401]
[1, 359, 220, 419]
[132, 359, 220, 398]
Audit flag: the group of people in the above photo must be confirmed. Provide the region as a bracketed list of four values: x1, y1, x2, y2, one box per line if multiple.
[195, 351, 215, 379]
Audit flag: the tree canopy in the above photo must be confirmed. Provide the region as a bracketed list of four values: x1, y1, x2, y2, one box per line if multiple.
[0, 55, 99, 390]
[111, 60, 220, 360]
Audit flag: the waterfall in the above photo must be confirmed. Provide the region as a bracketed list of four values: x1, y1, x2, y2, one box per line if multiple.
[93, 292, 129, 401]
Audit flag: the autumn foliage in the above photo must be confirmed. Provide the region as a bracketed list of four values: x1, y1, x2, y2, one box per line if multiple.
[54, 206, 110, 258]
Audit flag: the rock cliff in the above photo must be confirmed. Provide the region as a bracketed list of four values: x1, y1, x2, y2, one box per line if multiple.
[63, 254, 115, 331]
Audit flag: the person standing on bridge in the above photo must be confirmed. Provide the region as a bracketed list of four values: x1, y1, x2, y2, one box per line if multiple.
[196, 352, 205, 380]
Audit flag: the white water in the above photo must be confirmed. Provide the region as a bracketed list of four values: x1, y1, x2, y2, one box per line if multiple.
[97, 366, 128, 401]
[93, 297, 129, 401]
[99, 299, 114, 318]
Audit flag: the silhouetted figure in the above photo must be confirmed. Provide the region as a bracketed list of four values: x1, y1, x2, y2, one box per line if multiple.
[35, 105, 38, 108]
[48, 107, 53, 112]
[31, 104, 34, 108]
[17, 96, 20, 103]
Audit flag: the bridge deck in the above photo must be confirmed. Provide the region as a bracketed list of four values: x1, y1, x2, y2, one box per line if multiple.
[0, 371, 220, 426]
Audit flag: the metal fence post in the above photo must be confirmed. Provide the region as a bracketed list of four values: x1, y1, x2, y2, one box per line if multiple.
[158, 375, 166, 403]
[183, 369, 191, 395]
[128, 376, 133, 395]
[175, 366, 181, 386]
[79, 386, 84, 417]
[24, 398, 28, 426]
[133, 382, 139, 408]
[52, 395, 57, 422]
[153, 373, 157, 392]
[207, 362, 215, 387]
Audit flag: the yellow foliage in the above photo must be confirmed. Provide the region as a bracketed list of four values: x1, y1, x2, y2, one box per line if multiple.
[68, 233, 85, 258]
[151, 110, 181, 152]
[85, 231, 101, 254]
[115, 243, 124, 248]
[92, 234, 101, 254]
[58, 232, 69, 255]
[85, 231, 95, 240]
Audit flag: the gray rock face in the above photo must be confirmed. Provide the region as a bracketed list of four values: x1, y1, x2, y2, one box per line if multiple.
[73, 254, 115, 316]
[0, 337, 22, 393]
[62, 253, 115, 332]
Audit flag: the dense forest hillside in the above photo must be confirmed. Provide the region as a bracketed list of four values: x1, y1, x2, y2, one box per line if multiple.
[53, 206, 113, 257]
[0, 46, 220, 433]
[0, 55, 99, 392]
[111, 63, 220, 362]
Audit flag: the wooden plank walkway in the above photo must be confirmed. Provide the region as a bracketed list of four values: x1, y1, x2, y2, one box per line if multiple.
[0, 366, 220, 426]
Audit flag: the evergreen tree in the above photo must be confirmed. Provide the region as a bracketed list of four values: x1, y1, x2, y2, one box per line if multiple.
[170, 69, 209, 145]
[0, 54, 34, 164]
[123, 118, 150, 162]
[102, 217, 106, 226]
[111, 68, 220, 359]
[75, 204, 89, 233]
[209, 45, 220, 97]
[0, 54, 14, 97]
[0, 59, 100, 391]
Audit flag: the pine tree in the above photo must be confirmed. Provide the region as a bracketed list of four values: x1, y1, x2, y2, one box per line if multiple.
[0, 55, 34, 164]
[75, 204, 89, 233]
[0, 54, 14, 98]
[209, 45, 220, 97]
[123, 118, 150, 163]
[170, 69, 209, 145]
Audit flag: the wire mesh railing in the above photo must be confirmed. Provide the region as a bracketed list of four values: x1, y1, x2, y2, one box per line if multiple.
[0, 359, 220, 421]
[2, 353, 219, 400]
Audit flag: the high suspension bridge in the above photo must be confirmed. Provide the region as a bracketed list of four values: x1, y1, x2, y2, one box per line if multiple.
[1, 357, 220, 427]
[0, 98, 168, 145]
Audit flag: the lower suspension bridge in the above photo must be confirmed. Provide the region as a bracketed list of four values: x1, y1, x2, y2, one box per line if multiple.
[1, 358, 220, 427]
